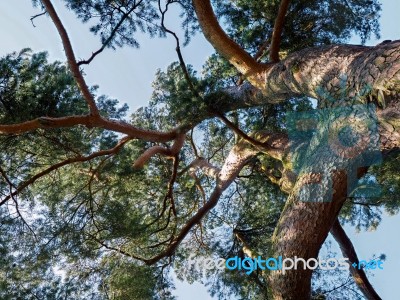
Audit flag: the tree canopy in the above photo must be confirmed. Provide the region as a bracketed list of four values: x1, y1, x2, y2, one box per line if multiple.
[0, 0, 399, 299]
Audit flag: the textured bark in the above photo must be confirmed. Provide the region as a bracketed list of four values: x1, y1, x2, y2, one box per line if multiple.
[267, 107, 400, 299]
[192, 0, 263, 79]
[191, 0, 400, 105]
[0, 115, 180, 143]
[258, 40, 400, 105]
[199, 41, 400, 120]
[269, 168, 351, 299]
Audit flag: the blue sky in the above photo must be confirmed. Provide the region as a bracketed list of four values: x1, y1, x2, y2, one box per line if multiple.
[0, 1, 399, 299]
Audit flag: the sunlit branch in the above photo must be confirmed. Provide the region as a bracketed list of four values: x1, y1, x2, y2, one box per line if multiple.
[192, 0, 265, 82]
[269, 0, 291, 62]
[132, 133, 186, 168]
[0, 115, 180, 143]
[41, 0, 100, 116]
[187, 157, 220, 178]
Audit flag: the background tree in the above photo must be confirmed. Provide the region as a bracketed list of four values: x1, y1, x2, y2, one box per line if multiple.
[0, 0, 399, 299]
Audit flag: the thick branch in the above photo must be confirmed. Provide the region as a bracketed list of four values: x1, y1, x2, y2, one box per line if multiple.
[187, 157, 220, 178]
[132, 133, 185, 168]
[192, 0, 264, 83]
[258, 40, 400, 103]
[144, 136, 267, 264]
[331, 219, 382, 300]
[0, 115, 179, 143]
[269, 0, 291, 62]
[41, 0, 100, 116]
[201, 41, 400, 108]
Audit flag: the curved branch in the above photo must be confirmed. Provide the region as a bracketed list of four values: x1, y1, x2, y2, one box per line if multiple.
[187, 157, 220, 178]
[258, 40, 400, 103]
[331, 219, 382, 300]
[30, 11, 46, 27]
[0, 115, 180, 143]
[41, 0, 100, 116]
[77, 3, 141, 66]
[132, 146, 171, 169]
[133, 133, 185, 168]
[144, 133, 277, 264]
[269, 0, 291, 62]
[192, 0, 265, 82]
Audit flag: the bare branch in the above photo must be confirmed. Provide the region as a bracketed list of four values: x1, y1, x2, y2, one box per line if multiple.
[30, 11, 46, 27]
[158, 0, 202, 100]
[0, 115, 180, 143]
[331, 219, 382, 300]
[269, 0, 291, 62]
[0, 166, 38, 239]
[41, 0, 100, 116]
[188, 157, 220, 178]
[133, 133, 186, 168]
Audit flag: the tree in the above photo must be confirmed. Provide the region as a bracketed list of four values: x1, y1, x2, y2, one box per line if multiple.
[0, 0, 398, 299]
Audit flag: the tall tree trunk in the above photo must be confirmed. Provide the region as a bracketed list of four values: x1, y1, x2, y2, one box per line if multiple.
[269, 169, 349, 299]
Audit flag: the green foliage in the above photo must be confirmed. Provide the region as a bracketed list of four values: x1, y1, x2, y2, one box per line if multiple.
[215, 0, 381, 59]
[340, 152, 400, 231]
[104, 259, 160, 300]
[0, 49, 87, 122]
[0, 0, 395, 299]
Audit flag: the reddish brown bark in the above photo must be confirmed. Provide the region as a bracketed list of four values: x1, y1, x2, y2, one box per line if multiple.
[331, 219, 382, 300]
[270, 0, 291, 62]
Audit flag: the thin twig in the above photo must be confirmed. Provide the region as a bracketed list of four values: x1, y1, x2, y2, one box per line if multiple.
[30, 11, 46, 27]
[77, 1, 143, 66]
